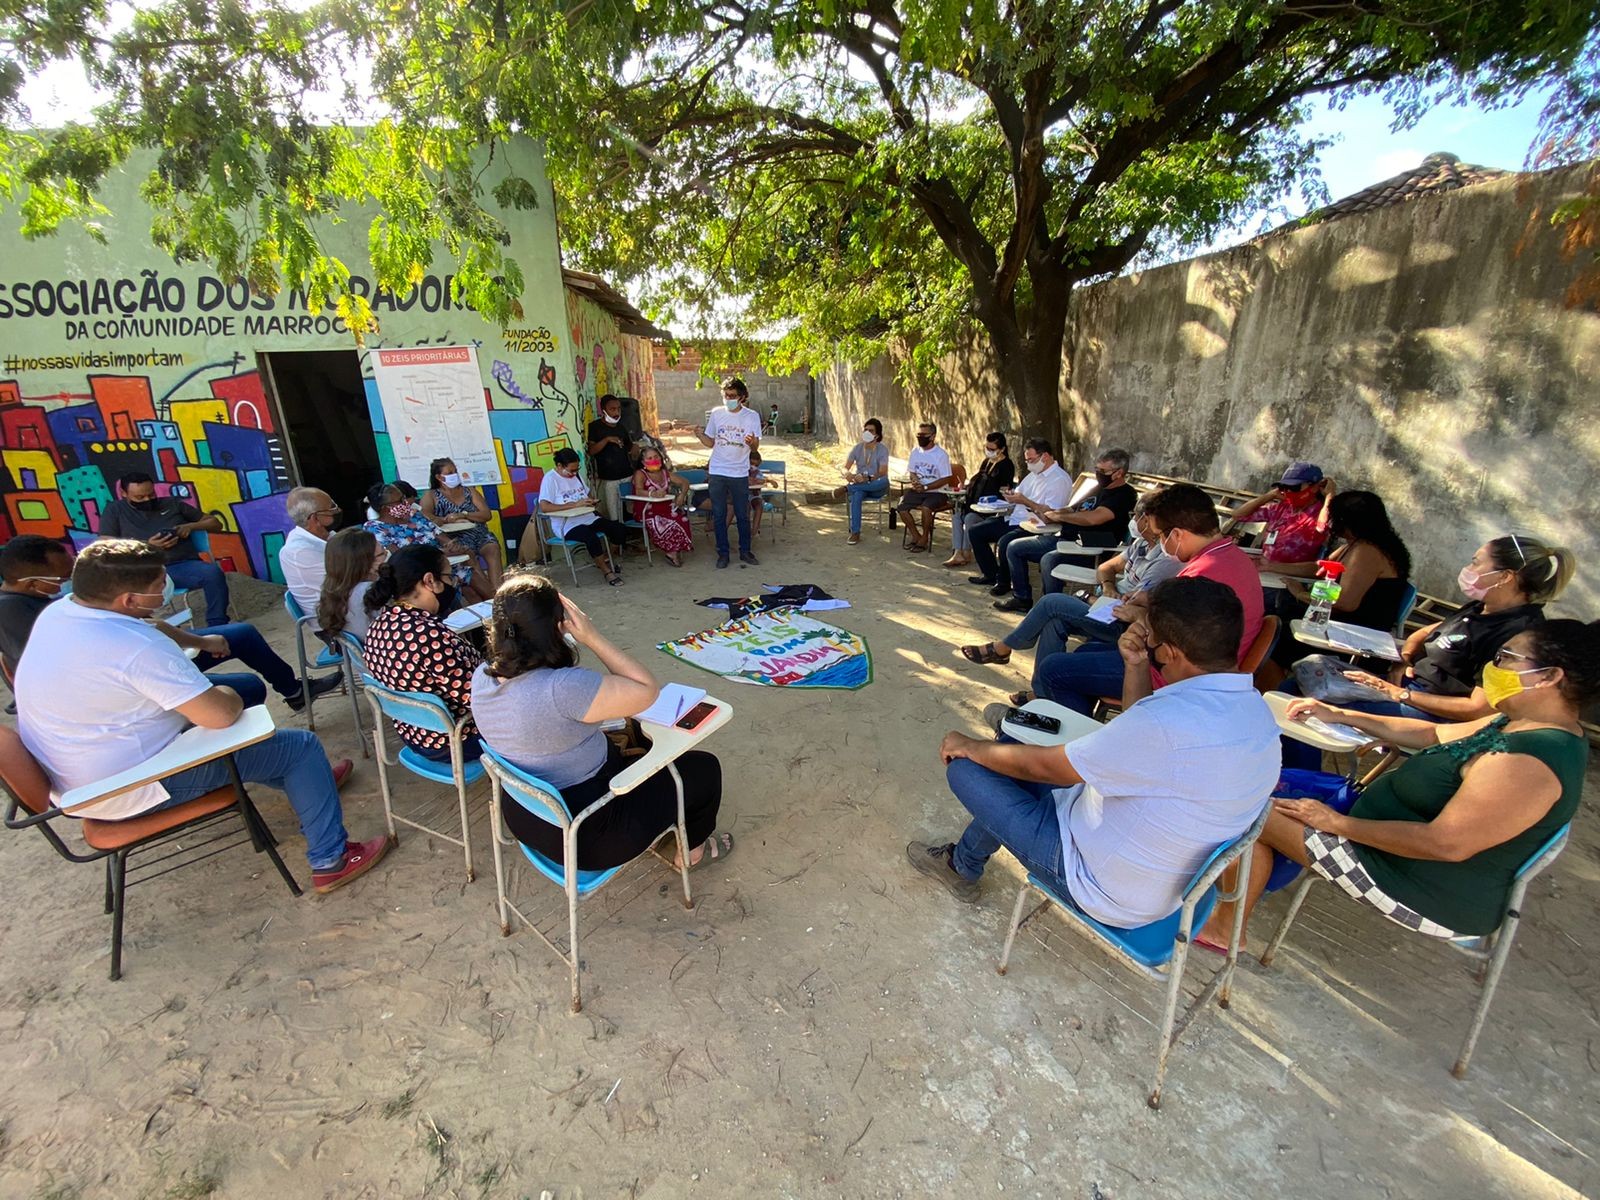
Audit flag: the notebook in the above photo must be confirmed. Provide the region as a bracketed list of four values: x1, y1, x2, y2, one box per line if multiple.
[636, 682, 708, 727]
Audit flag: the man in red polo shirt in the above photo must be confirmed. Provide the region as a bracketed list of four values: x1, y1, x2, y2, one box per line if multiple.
[1033, 484, 1264, 714]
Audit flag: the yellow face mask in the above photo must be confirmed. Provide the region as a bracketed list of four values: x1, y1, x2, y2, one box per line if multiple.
[1481, 662, 1547, 710]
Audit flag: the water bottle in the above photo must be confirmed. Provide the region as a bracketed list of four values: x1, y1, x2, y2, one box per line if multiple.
[1303, 559, 1345, 629]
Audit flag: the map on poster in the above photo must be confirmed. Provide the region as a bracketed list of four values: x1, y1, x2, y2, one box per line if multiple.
[371, 345, 503, 486]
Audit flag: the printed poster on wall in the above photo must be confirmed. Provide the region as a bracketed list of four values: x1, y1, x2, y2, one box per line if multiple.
[657, 608, 872, 690]
[371, 345, 503, 487]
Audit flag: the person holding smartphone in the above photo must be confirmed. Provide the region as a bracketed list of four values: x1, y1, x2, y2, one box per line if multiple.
[470, 574, 735, 872]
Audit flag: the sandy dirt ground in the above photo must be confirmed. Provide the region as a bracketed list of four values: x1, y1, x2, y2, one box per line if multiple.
[1, 435, 1597, 1199]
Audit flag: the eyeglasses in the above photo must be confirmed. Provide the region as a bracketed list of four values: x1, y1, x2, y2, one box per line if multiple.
[18, 575, 66, 585]
[315, 506, 342, 517]
[1492, 647, 1542, 669]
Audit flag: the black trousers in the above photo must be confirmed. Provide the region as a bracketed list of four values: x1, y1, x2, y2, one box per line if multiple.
[503, 742, 722, 871]
[565, 517, 632, 558]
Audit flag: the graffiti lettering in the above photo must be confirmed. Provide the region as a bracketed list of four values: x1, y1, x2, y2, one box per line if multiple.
[0, 274, 194, 320]
[74, 316, 237, 340]
[501, 326, 558, 353]
[243, 314, 350, 337]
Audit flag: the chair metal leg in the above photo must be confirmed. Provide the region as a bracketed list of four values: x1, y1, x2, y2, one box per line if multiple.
[293, 623, 316, 732]
[1149, 934, 1191, 1110]
[669, 761, 692, 910]
[1454, 887, 1526, 1078]
[243, 799, 304, 896]
[1259, 875, 1315, 968]
[342, 651, 370, 758]
[996, 883, 1034, 975]
[564, 542, 578, 586]
[367, 697, 399, 840]
[108, 852, 128, 981]
[489, 778, 512, 936]
[453, 742, 475, 883]
[565, 826, 583, 1013]
[103, 857, 115, 914]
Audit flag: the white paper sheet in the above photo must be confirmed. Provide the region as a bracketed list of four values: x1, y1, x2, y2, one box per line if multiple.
[636, 682, 708, 727]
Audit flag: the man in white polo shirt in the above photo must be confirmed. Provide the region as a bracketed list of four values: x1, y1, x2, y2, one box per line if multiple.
[894, 420, 958, 553]
[907, 577, 1277, 925]
[279, 485, 343, 626]
[966, 437, 1074, 597]
[15, 539, 390, 894]
[695, 376, 763, 569]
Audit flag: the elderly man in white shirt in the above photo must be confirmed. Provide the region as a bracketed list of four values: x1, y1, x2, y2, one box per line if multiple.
[894, 420, 958, 553]
[966, 438, 1073, 595]
[279, 486, 343, 628]
[908, 576, 1278, 923]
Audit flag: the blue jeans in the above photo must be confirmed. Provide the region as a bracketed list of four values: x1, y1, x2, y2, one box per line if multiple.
[193, 621, 303, 700]
[1034, 641, 1127, 715]
[969, 519, 1022, 585]
[846, 478, 889, 533]
[1001, 593, 1124, 664]
[947, 758, 1071, 890]
[1004, 534, 1062, 601]
[159, 725, 349, 870]
[709, 475, 752, 557]
[168, 557, 229, 626]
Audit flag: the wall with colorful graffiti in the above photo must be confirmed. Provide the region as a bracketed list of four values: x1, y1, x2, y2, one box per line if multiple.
[564, 289, 659, 436]
[0, 136, 582, 580]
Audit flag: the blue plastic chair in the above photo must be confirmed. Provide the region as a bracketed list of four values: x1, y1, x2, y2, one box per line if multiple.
[760, 459, 789, 526]
[615, 480, 653, 565]
[996, 803, 1271, 1108]
[1393, 581, 1419, 639]
[282, 592, 355, 737]
[482, 743, 694, 1013]
[1260, 822, 1570, 1079]
[538, 511, 611, 587]
[362, 675, 486, 882]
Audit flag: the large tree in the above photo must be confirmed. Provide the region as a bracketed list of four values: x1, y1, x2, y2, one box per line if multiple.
[3, 1, 1597, 441]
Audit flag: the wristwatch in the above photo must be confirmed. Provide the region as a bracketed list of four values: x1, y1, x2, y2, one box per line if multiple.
[1396, 688, 1411, 702]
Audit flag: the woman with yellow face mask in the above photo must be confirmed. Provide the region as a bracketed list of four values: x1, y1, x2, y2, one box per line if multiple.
[1203, 621, 1595, 946]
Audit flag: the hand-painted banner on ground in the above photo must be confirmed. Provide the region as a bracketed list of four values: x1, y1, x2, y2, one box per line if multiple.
[657, 607, 872, 690]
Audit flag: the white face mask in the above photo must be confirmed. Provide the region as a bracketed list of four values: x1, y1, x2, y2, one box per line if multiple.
[985, 449, 1000, 461]
[603, 413, 620, 425]
[442, 472, 462, 488]
[1026, 458, 1046, 476]
[1129, 518, 1142, 544]
[861, 430, 876, 443]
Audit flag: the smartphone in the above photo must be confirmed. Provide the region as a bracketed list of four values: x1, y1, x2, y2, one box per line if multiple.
[1005, 707, 1061, 735]
[675, 701, 718, 731]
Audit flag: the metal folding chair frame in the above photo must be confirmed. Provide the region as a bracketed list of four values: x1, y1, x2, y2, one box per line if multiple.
[484, 749, 693, 1014]
[1258, 823, 1570, 1078]
[539, 511, 611, 587]
[2, 751, 300, 980]
[362, 678, 483, 882]
[996, 804, 1270, 1108]
[283, 593, 365, 749]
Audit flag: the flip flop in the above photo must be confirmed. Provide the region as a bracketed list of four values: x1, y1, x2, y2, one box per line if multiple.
[686, 831, 735, 871]
[1007, 689, 1032, 707]
[1191, 932, 1231, 956]
[607, 572, 625, 587]
[961, 643, 1010, 665]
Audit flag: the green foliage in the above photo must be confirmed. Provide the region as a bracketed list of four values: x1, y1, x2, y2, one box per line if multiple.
[1, 1, 1596, 411]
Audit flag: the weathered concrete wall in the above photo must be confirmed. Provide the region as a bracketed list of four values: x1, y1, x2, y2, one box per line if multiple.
[1067, 162, 1600, 612]
[818, 344, 1022, 467]
[652, 346, 814, 428]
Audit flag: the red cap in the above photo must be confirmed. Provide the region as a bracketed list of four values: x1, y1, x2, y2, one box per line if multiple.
[1316, 559, 1345, 577]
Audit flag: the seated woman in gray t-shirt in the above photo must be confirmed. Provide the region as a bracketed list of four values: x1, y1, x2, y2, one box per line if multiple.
[470, 575, 735, 872]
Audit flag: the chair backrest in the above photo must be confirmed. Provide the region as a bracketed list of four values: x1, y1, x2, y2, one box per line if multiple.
[1514, 823, 1570, 881]
[1239, 616, 1279, 674]
[1393, 582, 1419, 639]
[678, 468, 708, 485]
[359, 674, 459, 735]
[0, 726, 54, 816]
[481, 745, 574, 829]
[762, 459, 785, 476]
[191, 528, 212, 557]
[284, 591, 309, 623]
[337, 629, 366, 665]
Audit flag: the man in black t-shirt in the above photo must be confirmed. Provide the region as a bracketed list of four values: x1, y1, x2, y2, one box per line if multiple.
[996, 448, 1140, 612]
[585, 394, 640, 522]
[0, 535, 73, 678]
[98, 471, 229, 625]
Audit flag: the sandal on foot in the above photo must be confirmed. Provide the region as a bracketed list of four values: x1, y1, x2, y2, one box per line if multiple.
[606, 572, 625, 586]
[961, 642, 1010, 665]
[685, 831, 735, 871]
[1007, 689, 1033, 707]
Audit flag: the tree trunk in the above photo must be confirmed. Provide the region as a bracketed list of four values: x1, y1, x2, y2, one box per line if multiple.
[977, 277, 1074, 460]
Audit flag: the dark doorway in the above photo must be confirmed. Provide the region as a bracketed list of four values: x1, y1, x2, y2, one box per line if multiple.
[259, 350, 379, 527]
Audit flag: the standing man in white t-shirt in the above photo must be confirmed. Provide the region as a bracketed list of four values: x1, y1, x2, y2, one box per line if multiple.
[895, 421, 958, 553]
[695, 376, 763, 568]
[15, 539, 391, 894]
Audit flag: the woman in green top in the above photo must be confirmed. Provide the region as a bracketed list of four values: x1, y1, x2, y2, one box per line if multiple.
[1202, 620, 1595, 944]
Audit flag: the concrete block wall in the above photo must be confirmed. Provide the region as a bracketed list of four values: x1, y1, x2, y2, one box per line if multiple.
[652, 346, 816, 429]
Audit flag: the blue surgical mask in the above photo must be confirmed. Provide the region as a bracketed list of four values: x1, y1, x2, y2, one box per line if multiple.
[723, 396, 741, 412]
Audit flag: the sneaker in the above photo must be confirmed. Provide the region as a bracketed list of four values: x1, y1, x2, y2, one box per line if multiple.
[284, 672, 343, 712]
[740, 552, 760, 566]
[716, 555, 730, 569]
[905, 841, 980, 904]
[967, 575, 997, 587]
[331, 758, 354, 790]
[993, 596, 1031, 613]
[312, 834, 394, 894]
[847, 532, 861, 545]
[981, 702, 1013, 734]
